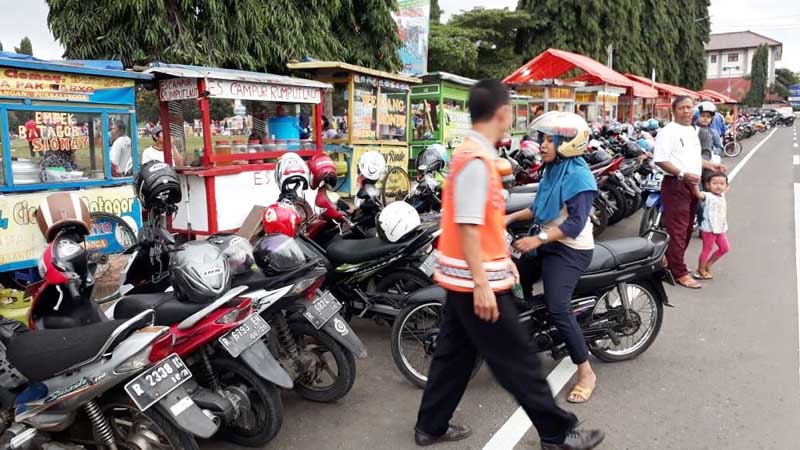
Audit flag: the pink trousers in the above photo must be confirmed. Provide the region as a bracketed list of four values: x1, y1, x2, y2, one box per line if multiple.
[699, 231, 730, 267]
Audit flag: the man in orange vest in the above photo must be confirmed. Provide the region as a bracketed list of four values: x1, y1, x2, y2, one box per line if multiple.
[413, 80, 604, 450]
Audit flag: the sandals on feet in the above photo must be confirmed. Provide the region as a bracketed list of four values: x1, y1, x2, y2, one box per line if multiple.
[693, 269, 713, 280]
[567, 384, 595, 404]
[676, 276, 702, 289]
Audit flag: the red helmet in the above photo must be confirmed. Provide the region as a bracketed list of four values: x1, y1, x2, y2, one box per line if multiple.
[308, 154, 338, 189]
[261, 202, 301, 237]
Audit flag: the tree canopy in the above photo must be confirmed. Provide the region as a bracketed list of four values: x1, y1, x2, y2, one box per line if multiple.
[771, 68, 799, 99]
[14, 37, 33, 56]
[46, 0, 401, 73]
[743, 44, 769, 107]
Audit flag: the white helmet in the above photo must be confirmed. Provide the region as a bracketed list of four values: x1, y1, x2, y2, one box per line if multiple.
[358, 151, 386, 182]
[275, 153, 310, 192]
[377, 201, 420, 243]
[697, 101, 717, 115]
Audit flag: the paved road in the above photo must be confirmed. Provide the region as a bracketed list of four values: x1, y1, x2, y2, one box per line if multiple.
[207, 124, 800, 450]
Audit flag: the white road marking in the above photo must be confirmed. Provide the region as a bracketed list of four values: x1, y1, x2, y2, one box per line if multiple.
[795, 143, 799, 149]
[794, 155, 799, 165]
[482, 359, 576, 450]
[794, 183, 800, 384]
[728, 129, 777, 182]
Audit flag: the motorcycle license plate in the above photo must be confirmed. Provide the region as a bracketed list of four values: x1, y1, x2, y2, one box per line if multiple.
[303, 291, 342, 329]
[125, 354, 192, 411]
[505, 232, 522, 259]
[218, 314, 271, 358]
[419, 250, 438, 276]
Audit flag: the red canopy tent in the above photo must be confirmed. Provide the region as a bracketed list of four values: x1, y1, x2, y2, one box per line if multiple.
[700, 89, 738, 104]
[504, 49, 658, 122]
[624, 73, 700, 99]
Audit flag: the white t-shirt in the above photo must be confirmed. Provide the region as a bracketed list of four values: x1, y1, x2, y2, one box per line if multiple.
[142, 146, 165, 164]
[110, 135, 133, 175]
[653, 122, 702, 176]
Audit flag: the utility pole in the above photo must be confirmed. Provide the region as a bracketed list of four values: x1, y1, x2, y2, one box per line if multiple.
[606, 44, 613, 69]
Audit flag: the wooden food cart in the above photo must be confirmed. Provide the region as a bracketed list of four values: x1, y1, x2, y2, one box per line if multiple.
[143, 63, 331, 237]
[0, 53, 148, 284]
[408, 72, 475, 168]
[574, 85, 627, 123]
[287, 61, 421, 195]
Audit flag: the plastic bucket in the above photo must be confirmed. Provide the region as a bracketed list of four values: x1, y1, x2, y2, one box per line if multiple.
[268, 117, 301, 141]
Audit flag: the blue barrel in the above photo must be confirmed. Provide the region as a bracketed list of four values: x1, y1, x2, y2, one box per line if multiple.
[268, 117, 301, 141]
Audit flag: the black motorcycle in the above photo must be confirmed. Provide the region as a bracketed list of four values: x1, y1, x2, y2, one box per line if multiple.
[391, 230, 673, 388]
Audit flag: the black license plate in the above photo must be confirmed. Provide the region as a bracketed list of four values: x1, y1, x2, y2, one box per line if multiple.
[125, 354, 191, 411]
[218, 314, 271, 358]
[303, 291, 342, 329]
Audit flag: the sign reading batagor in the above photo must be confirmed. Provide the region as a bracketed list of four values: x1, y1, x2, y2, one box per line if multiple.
[208, 79, 321, 103]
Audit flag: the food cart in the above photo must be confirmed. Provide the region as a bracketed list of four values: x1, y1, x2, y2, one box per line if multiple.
[574, 85, 626, 123]
[287, 61, 421, 195]
[514, 81, 578, 116]
[0, 53, 149, 284]
[407, 72, 475, 167]
[142, 63, 332, 237]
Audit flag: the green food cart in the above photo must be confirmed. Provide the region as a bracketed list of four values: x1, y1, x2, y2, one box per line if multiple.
[408, 72, 476, 169]
[287, 61, 421, 196]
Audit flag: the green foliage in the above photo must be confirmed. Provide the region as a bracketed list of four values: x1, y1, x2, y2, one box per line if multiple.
[14, 37, 33, 56]
[744, 44, 769, 106]
[135, 87, 160, 124]
[429, 7, 535, 79]
[430, 0, 442, 23]
[515, 0, 711, 89]
[46, 0, 401, 73]
[772, 68, 800, 99]
[0, 41, 3, 51]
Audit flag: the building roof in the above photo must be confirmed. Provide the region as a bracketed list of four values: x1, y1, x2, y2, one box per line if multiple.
[624, 73, 701, 100]
[703, 77, 751, 102]
[143, 62, 331, 89]
[705, 31, 782, 51]
[416, 72, 477, 86]
[287, 61, 421, 84]
[503, 48, 658, 98]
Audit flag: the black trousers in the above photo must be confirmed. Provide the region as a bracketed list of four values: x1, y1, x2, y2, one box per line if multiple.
[415, 289, 577, 442]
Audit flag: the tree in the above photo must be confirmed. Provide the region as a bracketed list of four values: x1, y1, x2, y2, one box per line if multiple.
[430, 0, 442, 24]
[515, 0, 710, 89]
[0, 41, 3, 51]
[14, 37, 33, 56]
[428, 7, 535, 79]
[743, 44, 769, 107]
[135, 86, 160, 124]
[46, 0, 401, 73]
[772, 67, 799, 99]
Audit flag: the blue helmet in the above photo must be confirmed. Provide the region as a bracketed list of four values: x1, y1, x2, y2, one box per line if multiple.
[647, 118, 659, 130]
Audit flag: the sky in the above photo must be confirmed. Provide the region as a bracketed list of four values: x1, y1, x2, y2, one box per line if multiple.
[0, 0, 798, 71]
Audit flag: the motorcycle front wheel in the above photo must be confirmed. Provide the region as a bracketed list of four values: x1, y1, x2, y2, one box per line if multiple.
[391, 301, 483, 389]
[100, 392, 199, 450]
[590, 198, 609, 237]
[638, 206, 662, 236]
[588, 281, 664, 362]
[603, 186, 628, 225]
[290, 322, 357, 403]
[723, 141, 742, 157]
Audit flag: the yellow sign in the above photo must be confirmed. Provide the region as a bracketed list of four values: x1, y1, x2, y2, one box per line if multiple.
[549, 87, 574, 100]
[17, 112, 91, 152]
[517, 87, 546, 98]
[0, 67, 134, 102]
[0, 185, 141, 267]
[348, 145, 409, 195]
[576, 92, 596, 103]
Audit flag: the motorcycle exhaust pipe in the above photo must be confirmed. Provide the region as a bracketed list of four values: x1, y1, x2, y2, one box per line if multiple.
[5, 425, 39, 450]
[202, 409, 221, 428]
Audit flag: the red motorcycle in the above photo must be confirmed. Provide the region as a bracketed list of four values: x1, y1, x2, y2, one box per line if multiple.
[29, 227, 293, 447]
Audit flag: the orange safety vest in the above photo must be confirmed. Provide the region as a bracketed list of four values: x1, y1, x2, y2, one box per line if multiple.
[433, 138, 514, 293]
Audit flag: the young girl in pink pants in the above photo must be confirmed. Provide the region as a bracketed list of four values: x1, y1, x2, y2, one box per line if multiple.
[693, 172, 729, 279]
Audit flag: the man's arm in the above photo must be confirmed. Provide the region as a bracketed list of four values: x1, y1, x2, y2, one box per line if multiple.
[655, 160, 700, 184]
[457, 224, 499, 323]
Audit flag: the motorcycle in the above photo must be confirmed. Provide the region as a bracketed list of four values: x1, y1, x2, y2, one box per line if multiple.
[638, 165, 665, 236]
[391, 230, 674, 388]
[0, 311, 210, 450]
[29, 226, 290, 447]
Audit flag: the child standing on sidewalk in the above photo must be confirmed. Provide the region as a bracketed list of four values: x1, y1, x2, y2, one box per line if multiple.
[693, 171, 729, 279]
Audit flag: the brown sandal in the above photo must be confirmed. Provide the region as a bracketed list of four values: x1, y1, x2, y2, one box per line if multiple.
[567, 384, 595, 403]
[693, 270, 713, 280]
[676, 275, 702, 289]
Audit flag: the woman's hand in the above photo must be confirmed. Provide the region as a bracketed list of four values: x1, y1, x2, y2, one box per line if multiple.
[514, 236, 543, 253]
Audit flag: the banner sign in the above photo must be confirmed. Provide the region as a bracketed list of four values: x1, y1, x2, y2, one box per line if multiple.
[0, 67, 134, 104]
[159, 78, 198, 101]
[16, 112, 90, 153]
[789, 84, 800, 97]
[0, 185, 142, 269]
[393, 0, 430, 75]
[349, 145, 408, 195]
[443, 109, 471, 146]
[208, 79, 321, 103]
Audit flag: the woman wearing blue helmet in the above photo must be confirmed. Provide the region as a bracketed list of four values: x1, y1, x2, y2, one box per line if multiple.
[506, 111, 599, 404]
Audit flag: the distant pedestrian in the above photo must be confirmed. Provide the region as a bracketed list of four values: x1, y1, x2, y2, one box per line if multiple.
[414, 79, 603, 450]
[693, 172, 729, 279]
[654, 96, 725, 289]
[24, 118, 39, 158]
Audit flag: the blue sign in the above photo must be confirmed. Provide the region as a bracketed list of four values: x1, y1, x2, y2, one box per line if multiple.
[393, 0, 430, 75]
[789, 84, 800, 97]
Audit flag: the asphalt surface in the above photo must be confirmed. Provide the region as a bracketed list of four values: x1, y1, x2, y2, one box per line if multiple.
[207, 124, 800, 450]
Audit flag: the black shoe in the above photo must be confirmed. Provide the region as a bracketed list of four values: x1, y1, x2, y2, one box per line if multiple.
[414, 424, 473, 446]
[541, 429, 605, 450]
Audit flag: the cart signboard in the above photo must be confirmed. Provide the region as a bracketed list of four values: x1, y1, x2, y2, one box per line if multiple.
[0, 67, 134, 104]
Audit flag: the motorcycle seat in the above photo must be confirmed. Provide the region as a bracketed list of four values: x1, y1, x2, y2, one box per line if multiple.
[506, 193, 535, 214]
[510, 183, 539, 194]
[114, 292, 206, 326]
[326, 235, 414, 265]
[7, 318, 146, 381]
[587, 238, 656, 273]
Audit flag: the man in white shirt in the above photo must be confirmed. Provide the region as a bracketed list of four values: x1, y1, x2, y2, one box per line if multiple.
[653, 96, 725, 289]
[142, 125, 184, 166]
[109, 120, 132, 176]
